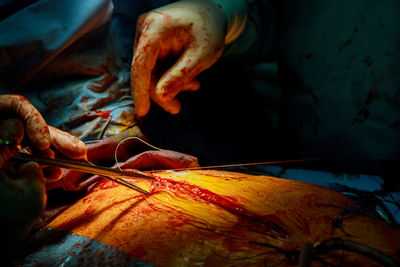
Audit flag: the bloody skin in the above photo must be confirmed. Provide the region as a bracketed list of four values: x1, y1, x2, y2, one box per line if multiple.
[95, 173, 289, 239]
[149, 176, 289, 239]
[48, 169, 400, 266]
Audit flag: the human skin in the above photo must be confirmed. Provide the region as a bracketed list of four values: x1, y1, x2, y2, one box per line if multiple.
[48, 170, 400, 266]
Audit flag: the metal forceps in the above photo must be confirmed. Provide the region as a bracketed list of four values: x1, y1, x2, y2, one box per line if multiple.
[11, 152, 153, 195]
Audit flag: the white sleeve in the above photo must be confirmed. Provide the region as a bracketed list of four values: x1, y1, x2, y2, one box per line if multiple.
[209, 0, 248, 44]
[222, 0, 278, 64]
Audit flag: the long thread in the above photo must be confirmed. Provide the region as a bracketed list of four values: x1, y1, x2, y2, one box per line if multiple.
[113, 137, 321, 172]
[114, 136, 164, 171]
[148, 158, 321, 173]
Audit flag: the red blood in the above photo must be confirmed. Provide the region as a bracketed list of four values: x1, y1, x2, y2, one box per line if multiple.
[132, 246, 147, 258]
[98, 179, 119, 190]
[93, 110, 112, 119]
[150, 176, 289, 238]
[151, 177, 254, 218]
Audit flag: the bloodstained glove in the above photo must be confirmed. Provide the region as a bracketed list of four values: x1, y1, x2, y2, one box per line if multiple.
[0, 118, 46, 246]
[0, 94, 87, 180]
[131, 0, 247, 116]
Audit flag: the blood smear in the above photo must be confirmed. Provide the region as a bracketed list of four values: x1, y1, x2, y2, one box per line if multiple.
[93, 110, 112, 119]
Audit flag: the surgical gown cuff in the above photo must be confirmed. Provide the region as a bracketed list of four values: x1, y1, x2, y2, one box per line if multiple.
[209, 0, 248, 44]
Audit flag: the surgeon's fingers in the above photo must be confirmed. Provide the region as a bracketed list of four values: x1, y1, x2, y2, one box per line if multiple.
[0, 95, 50, 150]
[131, 19, 162, 117]
[0, 161, 46, 244]
[151, 94, 182, 115]
[16, 161, 46, 220]
[0, 118, 24, 168]
[32, 148, 63, 181]
[48, 126, 87, 160]
[17, 161, 45, 189]
[181, 79, 200, 92]
[37, 126, 87, 181]
[154, 46, 222, 104]
[0, 118, 24, 145]
[150, 79, 200, 114]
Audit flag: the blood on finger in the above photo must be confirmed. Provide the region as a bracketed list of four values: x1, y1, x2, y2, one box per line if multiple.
[49, 126, 87, 160]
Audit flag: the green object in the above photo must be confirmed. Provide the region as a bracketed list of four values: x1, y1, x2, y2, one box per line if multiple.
[0, 139, 12, 146]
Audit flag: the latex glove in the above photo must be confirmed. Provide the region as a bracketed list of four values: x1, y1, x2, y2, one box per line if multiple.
[131, 0, 248, 116]
[0, 94, 87, 180]
[0, 118, 46, 246]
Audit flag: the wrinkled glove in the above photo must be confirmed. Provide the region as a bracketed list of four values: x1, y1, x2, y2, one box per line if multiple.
[131, 0, 247, 116]
[0, 94, 87, 180]
[0, 94, 88, 245]
[0, 118, 46, 246]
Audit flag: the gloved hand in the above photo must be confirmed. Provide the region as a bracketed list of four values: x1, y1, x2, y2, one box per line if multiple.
[131, 0, 248, 116]
[0, 118, 46, 246]
[0, 94, 88, 245]
[0, 94, 87, 180]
